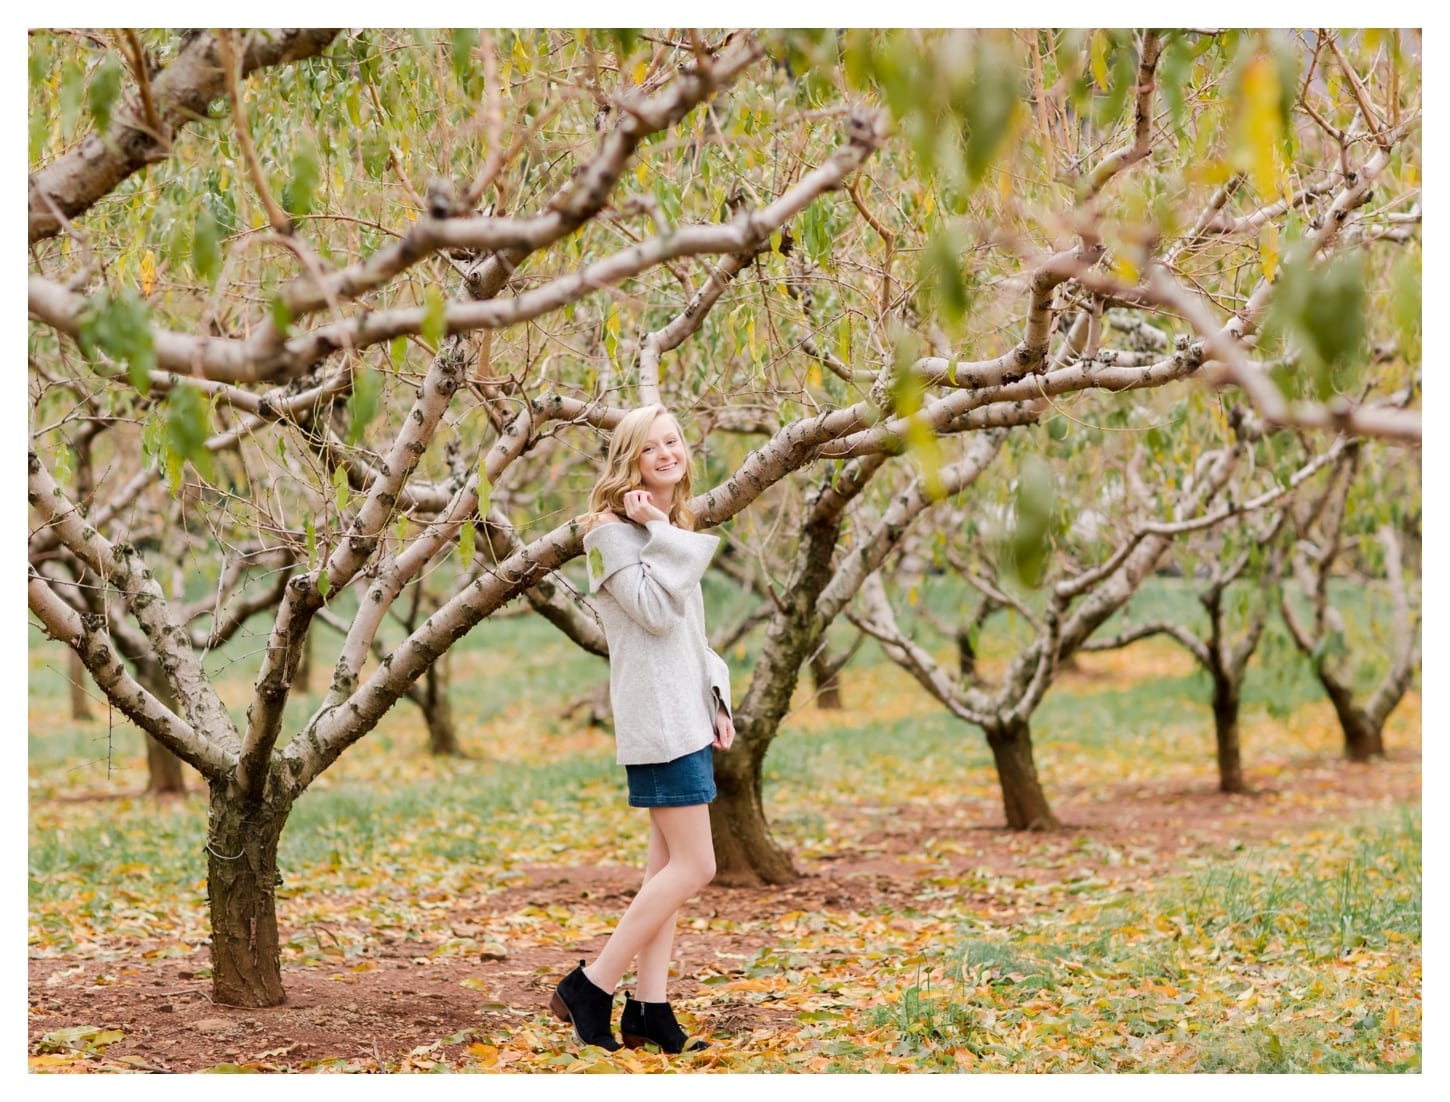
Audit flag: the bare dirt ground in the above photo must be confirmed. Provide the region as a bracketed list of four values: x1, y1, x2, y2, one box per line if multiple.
[28, 748, 1419, 1072]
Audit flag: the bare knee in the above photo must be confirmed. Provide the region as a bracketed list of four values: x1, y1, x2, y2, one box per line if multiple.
[673, 852, 715, 895]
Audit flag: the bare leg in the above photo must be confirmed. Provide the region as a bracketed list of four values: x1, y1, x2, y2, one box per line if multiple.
[634, 817, 679, 1002]
[584, 804, 714, 994]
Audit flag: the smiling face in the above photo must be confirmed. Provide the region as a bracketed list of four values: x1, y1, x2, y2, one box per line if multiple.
[635, 413, 689, 495]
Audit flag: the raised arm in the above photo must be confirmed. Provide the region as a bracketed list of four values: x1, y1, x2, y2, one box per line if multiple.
[586, 520, 718, 636]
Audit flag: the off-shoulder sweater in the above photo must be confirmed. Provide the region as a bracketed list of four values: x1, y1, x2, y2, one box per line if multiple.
[583, 518, 732, 766]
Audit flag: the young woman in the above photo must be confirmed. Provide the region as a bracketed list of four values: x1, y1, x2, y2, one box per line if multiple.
[549, 405, 735, 1054]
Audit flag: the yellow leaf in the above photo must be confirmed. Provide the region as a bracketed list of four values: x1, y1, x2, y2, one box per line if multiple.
[1090, 30, 1110, 90]
[30, 1054, 82, 1068]
[1110, 254, 1140, 282]
[633, 59, 648, 84]
[1259, 221, 1280, 281]
[140, 250, 156, 296]
[922, 191, 935, 218]
[636, 161, 647, 186]
[1186, 159, 1233, 186]
[808, 363, 823, 388]
[1239, 53, 1283, 198]
[467, 1042, 498, 1066]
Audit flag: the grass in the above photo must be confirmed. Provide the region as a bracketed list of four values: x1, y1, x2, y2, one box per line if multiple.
[852, 808, 1422, 1073]
[28, 574, 1421, 1072]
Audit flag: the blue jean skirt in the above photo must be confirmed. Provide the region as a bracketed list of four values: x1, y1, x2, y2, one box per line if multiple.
[625, 744, 717, 808]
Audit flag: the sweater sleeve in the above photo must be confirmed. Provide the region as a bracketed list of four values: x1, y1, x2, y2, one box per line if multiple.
[585, 520, 719, 636]
[706, 647, 732, 719]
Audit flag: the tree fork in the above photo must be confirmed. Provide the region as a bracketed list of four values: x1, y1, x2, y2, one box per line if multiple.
[1322, 678, 1385, 762]
[206, 785, 292, 1007]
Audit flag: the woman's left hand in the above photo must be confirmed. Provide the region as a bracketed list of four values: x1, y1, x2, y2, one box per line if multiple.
[712, 704, 735, 751]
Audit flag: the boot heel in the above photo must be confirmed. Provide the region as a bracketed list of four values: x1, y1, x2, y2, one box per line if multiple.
[549, 991, 572, 1024]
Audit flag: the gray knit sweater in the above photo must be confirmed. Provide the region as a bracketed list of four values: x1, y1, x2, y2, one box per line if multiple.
[583, 518, 732, 766]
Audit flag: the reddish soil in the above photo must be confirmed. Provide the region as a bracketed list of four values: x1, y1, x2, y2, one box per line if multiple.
[28, 748, 1419, 1072]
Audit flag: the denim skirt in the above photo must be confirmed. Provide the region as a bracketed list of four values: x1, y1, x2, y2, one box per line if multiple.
[625, 744, 717, 808]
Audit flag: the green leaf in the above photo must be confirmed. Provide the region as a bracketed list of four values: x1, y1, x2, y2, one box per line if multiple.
[86, 53, 123, 133]
[842, 29, 873, 91]
[269, 296, 293, 337]
[164, 383, 215, 481]
[30, 110, 49, 163]
[28, 34, 51, 90]
[957, 40, 1020, 185]
[1007, 456, 1056, 588]
[1391, 254, 1421, 362]
[905, 415, 944, 499]
[317, 570, 331, 599]
[608, 29, 641, 58]
[801, 199, 831, 264]
[1300, 254, 1365, 372]
[603, 302, 620, 367]
[421, 286, 447, 349]
[283, 136, 321, 218]
[450, 28, 478, 85]
[920, 227, 969, 328]
[360, 134, 390, 178]
[59, 58, 84, 135]
[587, 545, 605, 584]
[332, 463, 351, 515]
[459, 518, 476, 570]
[389, 334, 408, 370]
[81, 289, 156, 396]
[304, 517, 316, 564]
[164, 448, 184, 497]
[346, 366, 381, 445]
[1160, 33, 1194, 136]
[477, 466, 493, 518]
[193, 208, 222, 285]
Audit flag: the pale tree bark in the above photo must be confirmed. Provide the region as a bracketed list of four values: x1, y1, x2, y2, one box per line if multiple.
[852, 436, 1264, 829]
[712, 431, 1006, 884]
[1084, 433, 1351, 792]
[1280, 448, 1420, 761]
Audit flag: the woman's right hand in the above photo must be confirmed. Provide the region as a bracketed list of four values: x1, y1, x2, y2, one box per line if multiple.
[622, 490, 668, 525]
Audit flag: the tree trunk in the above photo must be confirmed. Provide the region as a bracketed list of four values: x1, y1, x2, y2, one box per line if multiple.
[1211, 674, 1246, 794]
[68, 648, 93, 720]
[1322, 678, 1385, 762]
[709, 738, 798, 886]
[984, 717, 1059, 830]
[206, 781, 292, 1007]
[137, 658, 187, 795]
[809, 649, 843, 710]
[422, 655, 462, 756]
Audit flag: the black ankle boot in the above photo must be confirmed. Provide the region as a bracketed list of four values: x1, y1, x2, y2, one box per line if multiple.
[549, 961, 621, 1051]
[620, 994, 708, 1053]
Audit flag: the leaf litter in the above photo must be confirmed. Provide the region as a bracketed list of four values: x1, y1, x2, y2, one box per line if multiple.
[29, 643, 1420, 1072]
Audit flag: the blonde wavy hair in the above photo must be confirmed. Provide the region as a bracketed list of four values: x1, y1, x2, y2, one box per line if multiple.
[588, 405, 696, 530]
